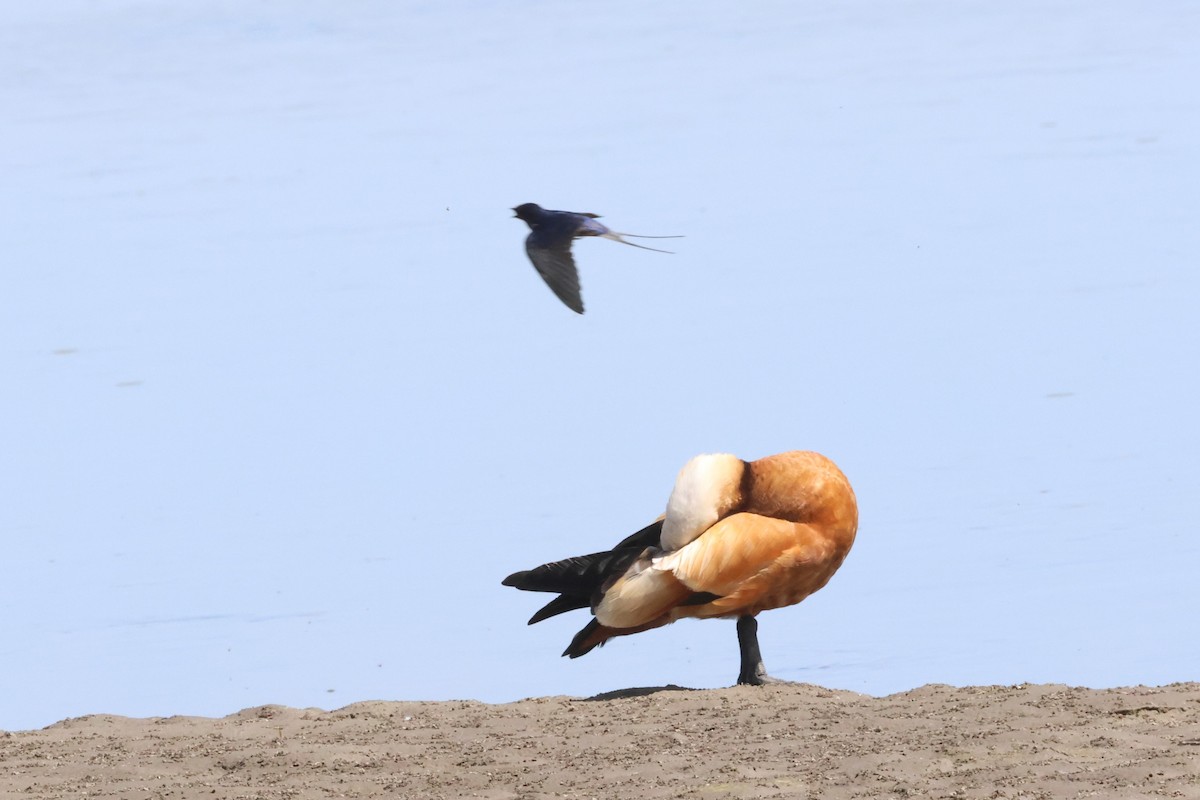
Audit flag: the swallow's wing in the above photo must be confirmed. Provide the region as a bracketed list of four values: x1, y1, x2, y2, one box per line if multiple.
[525, 234, 584, 314]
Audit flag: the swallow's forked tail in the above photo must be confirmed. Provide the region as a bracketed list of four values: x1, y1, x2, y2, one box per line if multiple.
[601, 231, 684, 254]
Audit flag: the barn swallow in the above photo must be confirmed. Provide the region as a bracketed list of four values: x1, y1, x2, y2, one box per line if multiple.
[512, 203, 681, 314]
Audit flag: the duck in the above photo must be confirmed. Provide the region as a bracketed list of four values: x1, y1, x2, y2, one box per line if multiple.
[502, 450, 859, 684]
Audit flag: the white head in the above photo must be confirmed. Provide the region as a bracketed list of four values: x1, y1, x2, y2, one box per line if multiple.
[659, 453, 745, 552]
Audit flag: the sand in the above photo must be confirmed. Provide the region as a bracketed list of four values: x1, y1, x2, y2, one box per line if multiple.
[2, 682, 1198, 799]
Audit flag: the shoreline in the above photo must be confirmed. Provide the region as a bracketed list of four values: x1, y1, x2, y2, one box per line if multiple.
[3, 682, 1197, 798]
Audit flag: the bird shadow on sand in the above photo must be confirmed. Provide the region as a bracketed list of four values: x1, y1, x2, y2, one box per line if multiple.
[582, 684, 697, 701]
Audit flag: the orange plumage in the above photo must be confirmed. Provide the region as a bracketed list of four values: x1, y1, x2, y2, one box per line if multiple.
[503, 450, 858, 684]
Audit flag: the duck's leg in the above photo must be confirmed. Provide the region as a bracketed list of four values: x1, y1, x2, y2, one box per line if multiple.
[736, 615, 791, 685]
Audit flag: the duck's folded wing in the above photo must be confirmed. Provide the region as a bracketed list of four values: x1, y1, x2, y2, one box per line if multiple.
[654, 512, 837, 613]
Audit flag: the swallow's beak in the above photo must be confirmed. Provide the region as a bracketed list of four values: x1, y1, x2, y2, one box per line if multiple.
[511, 208, 518, 217]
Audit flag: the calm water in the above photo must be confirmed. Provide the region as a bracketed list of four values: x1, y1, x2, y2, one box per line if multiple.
[2, 1, 1198, 731]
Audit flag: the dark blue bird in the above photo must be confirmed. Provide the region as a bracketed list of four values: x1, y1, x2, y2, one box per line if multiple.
[512, 203, 680, 314]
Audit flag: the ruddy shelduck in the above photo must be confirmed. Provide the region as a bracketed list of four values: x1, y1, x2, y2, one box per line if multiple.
[502, 450, 859, 684]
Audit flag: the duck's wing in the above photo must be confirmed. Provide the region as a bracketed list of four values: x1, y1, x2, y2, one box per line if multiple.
[658, 513, 838, 615]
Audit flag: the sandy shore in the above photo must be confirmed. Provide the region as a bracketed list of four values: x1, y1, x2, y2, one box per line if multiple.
[3, 682, 1198, 798]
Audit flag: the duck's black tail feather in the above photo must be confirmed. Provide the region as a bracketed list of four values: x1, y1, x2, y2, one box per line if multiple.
[609, 518, 665, 551]
[502, 520, 664, 625]
[527, 594, 590, 625]
[501, 547, 643, 625]
[564, 619, 606, 657]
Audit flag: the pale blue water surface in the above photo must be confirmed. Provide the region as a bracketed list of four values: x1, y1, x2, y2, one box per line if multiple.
[2, 1, 1198, 732]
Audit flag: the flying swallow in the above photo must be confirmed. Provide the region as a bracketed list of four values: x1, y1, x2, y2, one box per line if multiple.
[512, 203, 681, 314]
